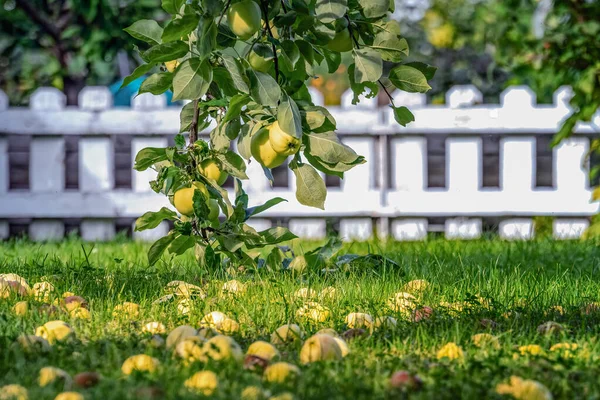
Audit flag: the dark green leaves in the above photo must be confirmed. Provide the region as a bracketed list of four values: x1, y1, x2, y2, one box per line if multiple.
[372, 29, 409, 62]
[315, 0, 348, 24]
[289, 159, 327, 209]
[168, 235, 196, 255]
[248, 70, 281, 107]
[358, 0, 389, 19]
[142, 42, 189, 63]
[215, 151, 248, 180]
[353, 48, 383, 83]
[121, 63, 155, 89]
[392, 106, 415, 126]
[148, 232, 177, 266]
[246, 198, 287, 219]
[388, 65, 432, 93]
[172, 58, 213, 101]
[124, 20, 163, 45]
[135, 207, 178, 231]
[134, 147, 168, 171]
[162, 14, 199, 42]
[277, 94, 303, 138]
[197, 17, 217, 60]
[139, 72, 173, 95]
[222, 55, 249, 94]
[223, 94, 250, 123]
[161, 0, 185, 14]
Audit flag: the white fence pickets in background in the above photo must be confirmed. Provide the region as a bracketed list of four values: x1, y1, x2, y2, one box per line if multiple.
[0, 85, 598, 242]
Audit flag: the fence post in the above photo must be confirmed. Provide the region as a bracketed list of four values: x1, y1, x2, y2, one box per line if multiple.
[79, 87, 116, 241]
[445, 137, 482, 239]
[130, 93, 170, 241]
[0, 89, 8, 239]
[446, 85, 483, 108]
[28, 88, 66, 241]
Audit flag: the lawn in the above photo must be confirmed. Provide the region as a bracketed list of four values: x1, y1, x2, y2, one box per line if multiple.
[1, 238, 600, 399]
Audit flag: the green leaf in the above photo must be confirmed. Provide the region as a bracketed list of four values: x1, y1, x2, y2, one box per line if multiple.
[404, 62, 437, 81]
[134, 147, 168, 171]
[246, 197, 287, 219]
[322, 48, 342, 73]
[353, 48, 383, 83]
[135, 207, 178, 232]
[277, 93, 303, 138]
[217, 23, 237, 48]
[142, 42, 189, 63]
[180, 103, 209, 133]
[161, 0, 185, 14]
[392, 106, 415, 127]
[315, 0, 348, 24]
[222, 55, 250, 94]
[148, 232, 177, 266]
[256, 227, 298, 245]
[304, 150, 365, 178]
[372, 31, 408, 62]
[197, 17, 217, 60]
[168, 235, 196, 255]
[358, 0, 389, 19]
[289, 160, 327, 209]
[174, 134, 186, 148]
[193, 189, 211, 218]
[172, 58, 213, 101]
[162, 14, 200, 42]
[138, 72, 173, 95]
[124, 20, 163, 45]
[121, 63, 155, 89]
[388, 65, 432, 93]
[215, 151, 248, 179]
[302, 106, 337, 132]
[348, 63, 379, 104]
[223, 94, 250, 123]
[280, 40, 300, 70]
[248, 70, 281, 107]
[305, 131, 362, 164]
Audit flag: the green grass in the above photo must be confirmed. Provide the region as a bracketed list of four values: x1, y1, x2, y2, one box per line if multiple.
[1, 238, 600, 399]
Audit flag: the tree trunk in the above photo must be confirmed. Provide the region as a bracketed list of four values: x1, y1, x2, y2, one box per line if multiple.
[63, 76, 86, 106]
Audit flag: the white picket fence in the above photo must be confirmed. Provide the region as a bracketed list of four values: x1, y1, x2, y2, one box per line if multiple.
[0, 84, 598, 242]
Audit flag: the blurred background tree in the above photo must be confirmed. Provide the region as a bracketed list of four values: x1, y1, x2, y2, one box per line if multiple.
[0, 0, 163, 105]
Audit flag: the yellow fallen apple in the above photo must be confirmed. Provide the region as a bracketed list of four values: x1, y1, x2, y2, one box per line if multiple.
[299, 334, 342, 364]
[166, 325, 198, 349]
[0, 273, 30, 290]
[268, 121, 301, 157]
[32, 281, 56, 302]
[142, 322, 167, 335]
[35, 320, 75, 344]
[16, 334, 51, 353]
[202, 335, 243, 362]
[374, 316, 397, 329]
[296, 301, 330, 323]
[13, 301, 28, 316]
[175, 337, 205, 362]
[69, 307, 90, 320]
[121, 354, 160, 375]
[251, 127, 287, 169]
[345, 312, 374, 330]
[247, 340, 280, 361]
[184, 370, 219, 396]
[112, 302, 140, 319]
[222, 279, 247, 296]
[294, 287, 316, 300]
[327, 29, 353, 52]
[263, 362, 300, 384]
[0, 384, 28, 400]
[198, 159, 228, 186]
[39, 366, 71, 387]
[165, 60, 180, 73]
[201, 311, 229, 328]
[333, 337, 350, 357]
[173, 182, 210, 216]
[315, 328, 339, 337]
[54, 392, 84, 400]
[319, 286, 336, 300]
[402, 279, 429, 294]
[166, 280, 206, 299]
[227, 0, 262, 40]
[387, 292, 417, 316]
[271, 324, 304, 345]
[217, 318, 240, 335]
[241, 386, 267, 400]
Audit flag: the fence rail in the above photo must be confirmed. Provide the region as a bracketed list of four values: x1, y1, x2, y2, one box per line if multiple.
[0, 85, 598, 242]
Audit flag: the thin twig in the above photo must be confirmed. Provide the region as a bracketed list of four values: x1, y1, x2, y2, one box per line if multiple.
[189, 99, 200, 145]
[346, 15, 396, 107]
[218, 0, 231, 26]
[261, 0, 280, 84]
[280, 0, 288, 13]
